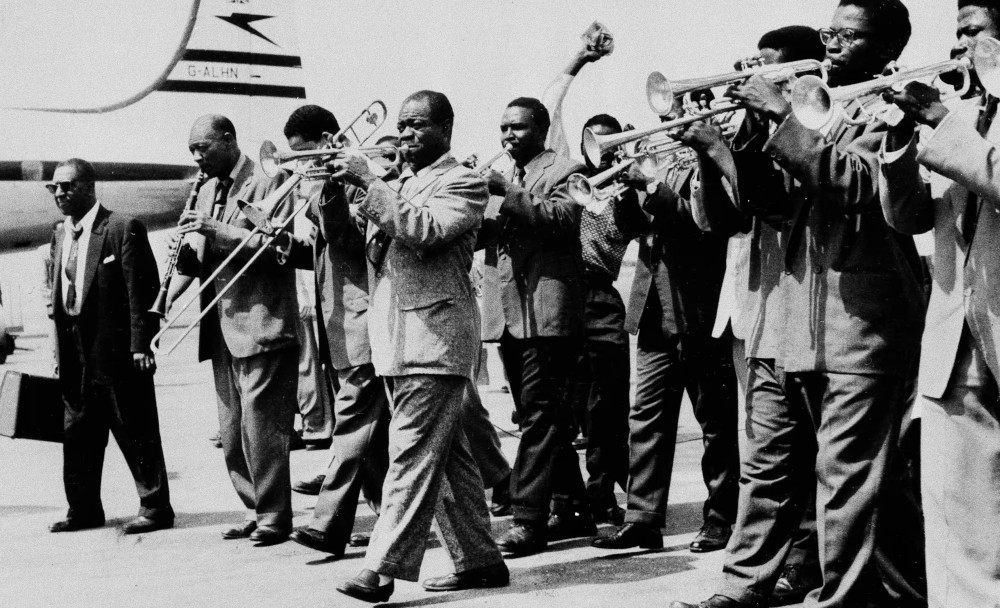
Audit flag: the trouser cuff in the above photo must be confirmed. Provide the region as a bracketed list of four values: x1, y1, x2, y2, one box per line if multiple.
[623, 509, 663, 527]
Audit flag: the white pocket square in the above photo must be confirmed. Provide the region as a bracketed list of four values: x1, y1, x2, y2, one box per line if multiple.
[102, 254, 116, 264]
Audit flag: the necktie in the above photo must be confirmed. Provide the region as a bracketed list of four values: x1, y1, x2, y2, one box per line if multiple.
[65, 223, 84, 315]
[963, 95, 998, 243]
[213, 178, 232, 221]
[513, 166, 526, 188]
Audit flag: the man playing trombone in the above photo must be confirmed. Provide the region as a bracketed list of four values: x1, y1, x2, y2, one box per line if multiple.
[172, 114, 299, 547]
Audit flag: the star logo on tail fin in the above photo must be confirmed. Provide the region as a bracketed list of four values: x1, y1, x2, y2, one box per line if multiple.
[217, 13, 278, 47]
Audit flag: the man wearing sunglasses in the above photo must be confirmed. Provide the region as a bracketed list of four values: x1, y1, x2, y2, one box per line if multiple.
[46, 158, 174, 536]
[674, 2, 927, 607]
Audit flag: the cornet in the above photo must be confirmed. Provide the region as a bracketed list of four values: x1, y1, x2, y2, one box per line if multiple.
[466, 144, 514, 175]
[260, 141, 403, 178]
[647, 58, 830, 116]
[567, 158, 636, 208]
[792, 37, 1000, 130]
[583, 108, 734, 167]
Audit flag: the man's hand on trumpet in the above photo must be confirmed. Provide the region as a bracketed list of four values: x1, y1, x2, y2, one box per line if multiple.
[482, 169, 511, 197]
[885, 81, 950, 128]
[674, 121, 728, 157]
[326, 150, 381, 190]
[730, 74, 791, 122]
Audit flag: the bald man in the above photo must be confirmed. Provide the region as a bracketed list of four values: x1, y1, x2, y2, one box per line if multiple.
[173, 114, 299, 546]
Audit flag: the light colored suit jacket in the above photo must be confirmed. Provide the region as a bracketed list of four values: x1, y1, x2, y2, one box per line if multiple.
[356, 154, 487, 380]
[880, 96, 1000, 398]
[288, 182, 372, 371]
[183, 156, 298, 361]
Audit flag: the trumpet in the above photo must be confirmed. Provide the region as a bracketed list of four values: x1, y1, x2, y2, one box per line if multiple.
[467, 144, 513, 175]
[791, 39, 1000, 129]
[567, 158, 636, 207]
[647, 58, 830, 116]
[583, 107, 735, 166]
[149, 170, 207, 318]
[260, 141, 403, 178]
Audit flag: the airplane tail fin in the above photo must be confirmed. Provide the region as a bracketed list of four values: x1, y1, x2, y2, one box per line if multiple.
[159, 0, 306, 101]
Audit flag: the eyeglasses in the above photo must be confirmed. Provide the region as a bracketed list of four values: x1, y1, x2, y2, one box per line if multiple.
[818, 27, 873, 47]
[45, 180, 77, 194]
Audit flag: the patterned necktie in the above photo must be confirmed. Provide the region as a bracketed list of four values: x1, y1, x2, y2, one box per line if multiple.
[65, 223, 84, 315]
[513, 166, 526, 188]
[963, 95, 998, 244]
[213, 178, 232, 221]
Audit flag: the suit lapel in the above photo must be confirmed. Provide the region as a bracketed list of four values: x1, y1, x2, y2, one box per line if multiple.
[406, 157, 459, 202]
[51, 226, 65, 314]
[223, 159, 256, 224]
[79, 207, 109, 309]
[524, 150, 554, 192]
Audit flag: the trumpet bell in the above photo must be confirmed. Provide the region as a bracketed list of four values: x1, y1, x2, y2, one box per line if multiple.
[791, 75, 834, 130]
[647, 71, 678, 116]
[975, 37, 1000, 96]
[260, 140, 282, 178]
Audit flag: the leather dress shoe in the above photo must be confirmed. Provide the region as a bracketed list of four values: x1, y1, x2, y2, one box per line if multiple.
[690, 522, 732, 553]
[547, 510, 597, 541]
[349, 532, 371, 547]
[592, 522, 663, 549]
[593, 505, 626, 526]
[422, 562, 510, 591]
[292, 474, 325, 496]
[289, 526, 344, 556]
[668, 594, 747, 608]
[221, 520, 257, 539]
[489, 475, 512, 517]
[337, 569, 394, 603]
[49, 516, 105, 533]
[771, 564, 820, 606]
[121, 515, 173, 535]
[496, 522, 547, 557]
[249, 526, 289, 546]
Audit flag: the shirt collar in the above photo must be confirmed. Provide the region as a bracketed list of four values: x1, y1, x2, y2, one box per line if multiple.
[227, 154, 248, 183]
[68, 201, 101, 234]
[400, 151, 451, 181]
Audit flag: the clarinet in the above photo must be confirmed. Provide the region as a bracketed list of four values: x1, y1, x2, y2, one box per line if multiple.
[149, 171, 208, 317]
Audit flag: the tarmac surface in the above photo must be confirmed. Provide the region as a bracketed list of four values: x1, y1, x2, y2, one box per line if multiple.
[0, 238, 806, 608]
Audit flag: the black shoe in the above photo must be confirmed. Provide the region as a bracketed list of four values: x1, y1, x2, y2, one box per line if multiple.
[669, 595, 747, 608]
[771, 564, 820, 606]
[221, 520, 257, 540]
[592, 522, 663, 549]
[121, 515, 173, 535]
[497, 522, 546, 557]
[690, 522, 732, 553]
[422, 562, 510, 591]
[304, 437, 332, 451]
[593, 505, 626, 526]
[292, 474, 325, 496]
[289, 526, 344, 556]
[349, 532, 371, 547]
[337, 569, 394, 603]
[489, 475, 512, 517]
[547, 510, 597, 541]
[249, 525, 289, 547]
[49, 516, 105, 533]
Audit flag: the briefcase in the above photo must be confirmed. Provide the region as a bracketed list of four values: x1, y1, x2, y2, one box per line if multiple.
[0, 371, 64, 443]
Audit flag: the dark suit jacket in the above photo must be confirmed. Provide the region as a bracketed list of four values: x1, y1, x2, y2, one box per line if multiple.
[624, 165, 730, 337]
[479, 149, 586, 339]
[289, 181, 372, 371]
[180, 156, 298, 362]
[52, 206, 159, 389]
[760, 110, 925, 377]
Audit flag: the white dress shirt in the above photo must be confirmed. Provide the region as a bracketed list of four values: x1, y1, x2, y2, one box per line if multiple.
[61, 202, 101, 315]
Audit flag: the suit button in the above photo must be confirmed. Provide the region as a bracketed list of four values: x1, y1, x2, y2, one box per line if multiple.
[813, 264, 823, 274]
[375, 272, 383, 279]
